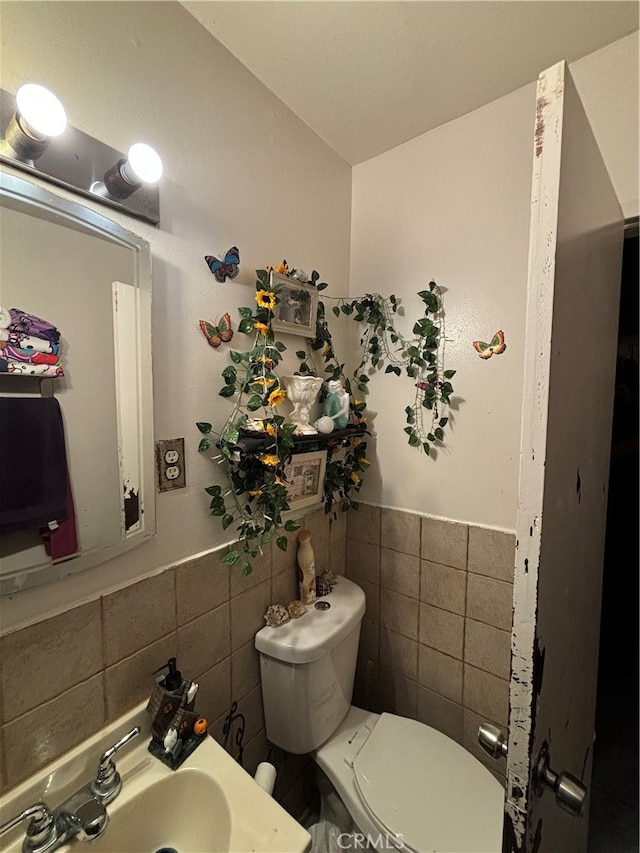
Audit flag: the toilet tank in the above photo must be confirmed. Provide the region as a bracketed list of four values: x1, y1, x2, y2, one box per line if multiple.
[255, 577, 366, 754]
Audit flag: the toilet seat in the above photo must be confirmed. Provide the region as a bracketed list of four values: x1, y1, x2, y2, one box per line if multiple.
[352, 713, 503, 853]
[315, 707, 503, 853]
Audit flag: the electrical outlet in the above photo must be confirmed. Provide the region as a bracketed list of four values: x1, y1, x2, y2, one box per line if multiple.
[156, 438, 186, 491]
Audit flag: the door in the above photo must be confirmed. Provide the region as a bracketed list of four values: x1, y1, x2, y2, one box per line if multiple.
[504, 61, 624, 852]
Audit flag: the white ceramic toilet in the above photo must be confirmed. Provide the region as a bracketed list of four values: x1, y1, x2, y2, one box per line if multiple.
[255, 576, 504, 853]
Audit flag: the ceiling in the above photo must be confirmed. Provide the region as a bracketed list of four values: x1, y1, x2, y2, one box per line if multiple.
[182, 1, 638, 165]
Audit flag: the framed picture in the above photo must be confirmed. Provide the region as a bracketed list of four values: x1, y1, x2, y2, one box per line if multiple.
[270, 272, 318, 338]
[283, 449, 327, 512]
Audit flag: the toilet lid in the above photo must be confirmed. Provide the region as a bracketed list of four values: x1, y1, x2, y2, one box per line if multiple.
[353, 714, 504, 853]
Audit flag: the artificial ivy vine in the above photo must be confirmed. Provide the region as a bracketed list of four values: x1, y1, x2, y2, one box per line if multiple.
[330, 282, 456, 456]
[197, 267, 455, 575]
[196, 268, 369, 576]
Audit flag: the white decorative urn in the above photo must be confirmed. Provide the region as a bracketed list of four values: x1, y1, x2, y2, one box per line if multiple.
[283, 374, 324, 435]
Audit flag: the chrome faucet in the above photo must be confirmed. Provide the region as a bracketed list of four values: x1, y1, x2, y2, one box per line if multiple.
[63, 793, 109, 842]
[0, 797, 106, 853]
[91, 726, 140, 804]
[0, 801, 63, 853]
[0, 726, 140, 852]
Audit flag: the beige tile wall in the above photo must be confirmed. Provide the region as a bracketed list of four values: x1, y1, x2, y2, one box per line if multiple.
[347, 504, 515, 783]
[0, 508, 343, 806]
[0, 503, 510, 805]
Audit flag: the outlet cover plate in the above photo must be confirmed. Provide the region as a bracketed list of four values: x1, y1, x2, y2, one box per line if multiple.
[156, 438, 186, 491]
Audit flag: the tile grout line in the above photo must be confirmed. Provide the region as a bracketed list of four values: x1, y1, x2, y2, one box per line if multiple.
[100, 595, 108, 723]
[418, 515, 423, 635]
[172, 566, 181, 689]
[461, 525, 469, 721]
[375, 507, 382, 715]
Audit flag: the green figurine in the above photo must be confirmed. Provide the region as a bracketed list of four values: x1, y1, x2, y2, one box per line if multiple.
[323, 379, 349, 430]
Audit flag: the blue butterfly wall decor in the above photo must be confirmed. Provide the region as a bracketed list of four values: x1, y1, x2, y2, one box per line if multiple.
[204, 246, 240, 283]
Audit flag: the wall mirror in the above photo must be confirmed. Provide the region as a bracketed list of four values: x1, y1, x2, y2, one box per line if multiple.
[0, 170, 155, 595]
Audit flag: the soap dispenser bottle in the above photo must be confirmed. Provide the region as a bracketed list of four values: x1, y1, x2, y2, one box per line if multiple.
[160, 657, 183, 693]
[147, 657, 190, 742]
[146, 657, 207, 769]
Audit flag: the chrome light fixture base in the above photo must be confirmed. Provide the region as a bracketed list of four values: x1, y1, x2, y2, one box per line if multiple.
[0, 89, 160, 226]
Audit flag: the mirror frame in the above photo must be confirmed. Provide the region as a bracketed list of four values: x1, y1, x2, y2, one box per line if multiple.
[0, 169, 156, 594]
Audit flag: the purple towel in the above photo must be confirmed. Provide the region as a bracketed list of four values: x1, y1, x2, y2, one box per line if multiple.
[1, 345, 60, 364]
[0, 329, 59, 354]
[42, 466, 78, 561]
[0, 397, 69, 533]
[8, 309, 61, 343]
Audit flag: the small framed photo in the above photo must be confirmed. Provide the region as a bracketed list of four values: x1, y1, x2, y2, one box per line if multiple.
[270, 272, 318, 338]
[283, 449, 327, 512]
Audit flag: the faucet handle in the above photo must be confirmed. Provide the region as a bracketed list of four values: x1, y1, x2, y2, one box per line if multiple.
[0, 801, 57, 853]
[91, 725, 140, 804]
[67, 797, 109, 842]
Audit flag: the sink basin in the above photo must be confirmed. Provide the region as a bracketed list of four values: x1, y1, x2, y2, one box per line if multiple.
[0, 702, 310, 853]
[88, 768, 231, 853]
[87, 764, 230, 853]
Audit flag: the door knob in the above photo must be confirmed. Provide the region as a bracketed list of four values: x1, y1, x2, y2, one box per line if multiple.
[535, 746, 587, 817]
[478, 723, 508, 759]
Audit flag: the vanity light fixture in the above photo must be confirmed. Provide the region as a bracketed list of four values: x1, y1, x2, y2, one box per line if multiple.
[92, 142, 163, 200]
[2, 83, 67, 162]
[0, 85, 161, 225]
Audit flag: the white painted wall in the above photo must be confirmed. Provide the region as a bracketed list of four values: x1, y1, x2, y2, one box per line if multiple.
[350, 82, 534, 530]
[1, 5, 635, 629]
[349, 33, 638, 530]
[0, 1, 352, 630]
[571, 32, 639, 220]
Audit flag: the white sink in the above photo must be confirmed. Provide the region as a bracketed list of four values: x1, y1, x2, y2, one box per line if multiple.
[0, 702, 310, 853]
[88, 767, 232, 853]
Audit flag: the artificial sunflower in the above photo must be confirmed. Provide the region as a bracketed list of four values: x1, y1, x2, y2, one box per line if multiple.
[265, 260, 289, 277]
[253, 377, 275, 388]
[255, 290, 276, 311]
[254, 321, 269, 336]
[260, 454, 279, 467]
[265, 423, 277, 436]
[350, 472, 361, 485]
[267, 387, 286, 407]
[248, 489, 263, 497]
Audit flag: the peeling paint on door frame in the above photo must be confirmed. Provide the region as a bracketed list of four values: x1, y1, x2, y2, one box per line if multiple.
[505, 61, 566, 853]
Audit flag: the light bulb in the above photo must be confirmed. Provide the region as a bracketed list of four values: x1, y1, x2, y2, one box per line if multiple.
[96, 142, 163, 200]
[126, 143, 163, 184]
[16, 83, 67, 138]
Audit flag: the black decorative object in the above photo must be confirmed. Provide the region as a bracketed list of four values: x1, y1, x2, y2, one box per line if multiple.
[223, 701, 246, 767]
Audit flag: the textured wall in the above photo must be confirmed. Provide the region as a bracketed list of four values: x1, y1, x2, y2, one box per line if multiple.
[0, 507, 343, 814]
[349, 81, 534, 529]
[571, 32, 639, 220]
[0, 3, 636, 813]
[0, 1, 352, 630]
[349, 33, 639, 529]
